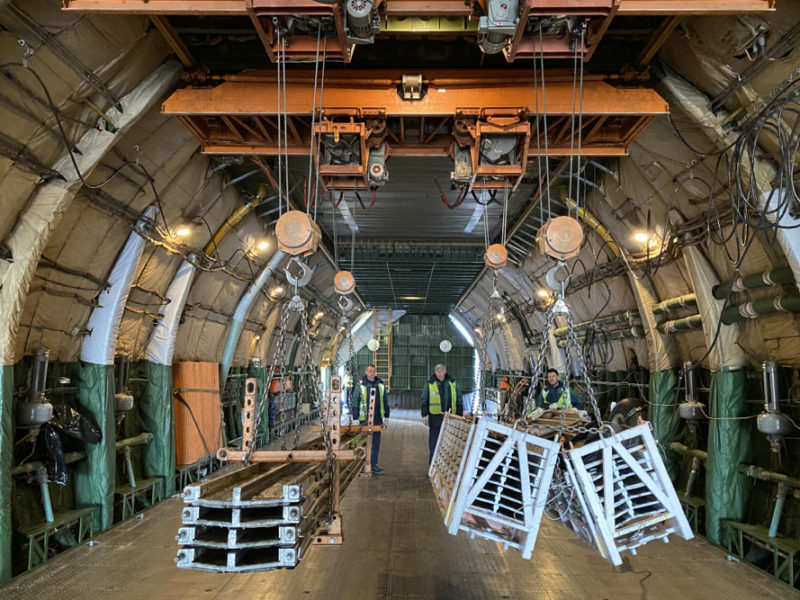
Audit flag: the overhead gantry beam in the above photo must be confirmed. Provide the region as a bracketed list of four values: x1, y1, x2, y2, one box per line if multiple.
[61, 0, 775, 16]
[162, 69, 668, 158]
[63, 1, 775, 64]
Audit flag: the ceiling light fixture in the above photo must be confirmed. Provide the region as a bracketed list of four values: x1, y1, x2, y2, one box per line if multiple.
[175, 226, 191, 237]
[537, 289, 550, 298]
[257, 239, 269, 251]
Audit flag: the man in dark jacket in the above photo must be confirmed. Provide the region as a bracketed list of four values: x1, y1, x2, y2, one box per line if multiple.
[420, 363, 463, 466]
[350, 364, 389, 475]
[537, 368, 582, 409]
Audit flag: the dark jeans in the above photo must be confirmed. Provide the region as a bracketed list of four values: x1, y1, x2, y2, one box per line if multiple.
[428, 422, 442, 466]
[370, 431, 381, 469]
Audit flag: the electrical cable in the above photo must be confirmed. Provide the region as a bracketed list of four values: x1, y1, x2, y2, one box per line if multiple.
[0, 61, 175, 235]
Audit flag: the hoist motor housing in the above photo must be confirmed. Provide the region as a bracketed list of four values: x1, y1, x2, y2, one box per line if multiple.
[478, 0, 520, 54]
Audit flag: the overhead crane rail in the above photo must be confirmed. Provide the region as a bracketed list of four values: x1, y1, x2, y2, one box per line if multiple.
[63, 1, 775, 63]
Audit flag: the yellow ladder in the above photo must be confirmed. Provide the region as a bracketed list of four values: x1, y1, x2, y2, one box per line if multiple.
[372, 308, 392, 391]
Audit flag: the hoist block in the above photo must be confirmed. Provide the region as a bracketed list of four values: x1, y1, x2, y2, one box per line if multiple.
[334, 270, 356, 295]
[555, 423, 693, 566]
[536, 215, 584, 260]
[275, 210, 322, 256]
[484, 243, 508, 269]
[431, 416, 560, 559]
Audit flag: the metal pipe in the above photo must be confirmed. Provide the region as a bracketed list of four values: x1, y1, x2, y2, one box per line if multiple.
[589, 381, 649, 389]
[29, 347, 48, 402]
[712, 267, 795, 300]
[115, 432, 153, 450]
[685, 456, 702, 500]
[720, 294, 800, 325]
[762, 361, 780, 413]
[222, 168, 261, 190]
[11, 451, 86, 476]
[739, 463, 800, 535]
[651, 294, 697, 314]
[737, 463, 800, 489]
[553, 310, 636, 337]
[656, 314, 703, 333]
[36, 467, 54, 523]
[769, 483, 788, 538]
[668, 442, 708, 461]
[684, 362, 696, 403]
[123, 447, 136, 489]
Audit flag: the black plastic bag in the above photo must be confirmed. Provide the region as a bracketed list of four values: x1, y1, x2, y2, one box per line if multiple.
[38, 423, 68, 486]
[52, 401, 101, 444]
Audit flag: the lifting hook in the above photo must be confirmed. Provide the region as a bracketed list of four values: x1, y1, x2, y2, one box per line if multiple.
[337, 295, 354, 313]
[284, 256, 313, 288]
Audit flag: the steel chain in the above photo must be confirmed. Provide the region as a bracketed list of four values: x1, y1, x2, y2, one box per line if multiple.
[518, 291, 607, 435]
[521, 307, 558, 417]
[246, 302, 290, 462]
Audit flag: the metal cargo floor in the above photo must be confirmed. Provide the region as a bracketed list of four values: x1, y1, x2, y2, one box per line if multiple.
[3, 410, 789, 600]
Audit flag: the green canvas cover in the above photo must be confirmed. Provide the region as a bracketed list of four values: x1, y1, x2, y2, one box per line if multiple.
[140, 362, 176, 497]
[72, 363, 115, 531]
[650, 369, 682, 480]
[705, 368, 752, 545]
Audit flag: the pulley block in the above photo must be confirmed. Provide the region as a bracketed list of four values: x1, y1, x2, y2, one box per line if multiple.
[484, 243, 508, 269]
[275, 210, 322, 256]
[333, 270, 356, 295]
[536, 215, 584, 260]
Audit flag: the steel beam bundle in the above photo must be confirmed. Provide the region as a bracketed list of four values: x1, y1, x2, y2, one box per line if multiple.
[556, 423, 693, 565]
[176, 437, 363, 572]
[432, 417, 561, 559]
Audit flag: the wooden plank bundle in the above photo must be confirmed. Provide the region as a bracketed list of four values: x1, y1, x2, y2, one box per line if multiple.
[173, 361, 222, 466]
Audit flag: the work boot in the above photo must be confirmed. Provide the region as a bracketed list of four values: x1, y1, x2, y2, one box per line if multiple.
[372, 466, 385, 475]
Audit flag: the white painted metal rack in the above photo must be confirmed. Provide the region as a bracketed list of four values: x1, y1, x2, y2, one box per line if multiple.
[431, 415, 561, 559]
[559, 423, 694, 566]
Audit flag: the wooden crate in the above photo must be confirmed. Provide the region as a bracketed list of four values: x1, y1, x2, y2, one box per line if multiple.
[174, 361, 222, 466]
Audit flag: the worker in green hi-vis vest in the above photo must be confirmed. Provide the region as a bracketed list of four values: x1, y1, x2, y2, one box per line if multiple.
[537, 368, 583, 410]
[420, 363, 465, 467]
[350, 364, 389, 475]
